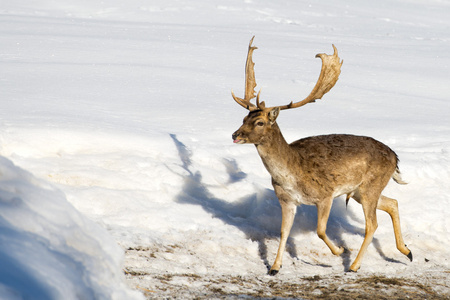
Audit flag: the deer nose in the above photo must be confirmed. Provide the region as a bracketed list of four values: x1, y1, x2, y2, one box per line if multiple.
[232, 131, 239, 141]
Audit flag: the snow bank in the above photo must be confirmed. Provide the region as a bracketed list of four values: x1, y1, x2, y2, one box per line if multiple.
[0, 157, 143, 300]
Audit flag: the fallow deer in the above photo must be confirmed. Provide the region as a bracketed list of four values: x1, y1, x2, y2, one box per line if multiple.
[231, 36, 412, 274]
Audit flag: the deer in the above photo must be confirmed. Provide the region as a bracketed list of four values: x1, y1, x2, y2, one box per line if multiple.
[231, 36, 412, 275]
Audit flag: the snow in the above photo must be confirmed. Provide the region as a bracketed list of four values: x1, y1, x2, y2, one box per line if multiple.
[0, 0, 449, 298]
[0, 157, 143, 299]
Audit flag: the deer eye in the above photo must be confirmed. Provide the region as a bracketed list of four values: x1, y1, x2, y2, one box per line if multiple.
[256, 121, 264, 127]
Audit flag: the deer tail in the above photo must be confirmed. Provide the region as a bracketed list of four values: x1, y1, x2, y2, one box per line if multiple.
[393, 167, 407, 185]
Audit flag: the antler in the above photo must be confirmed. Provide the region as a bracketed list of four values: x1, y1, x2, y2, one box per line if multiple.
[231, 36, 263, 111]
[232, 37, 343, 112]
[277, 45, 343, 110]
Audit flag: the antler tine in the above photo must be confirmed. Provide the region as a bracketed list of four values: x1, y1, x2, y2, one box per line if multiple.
[278, 44, 343, 110]
[231, 36, 259, 111]
[256, 90, 266, 110]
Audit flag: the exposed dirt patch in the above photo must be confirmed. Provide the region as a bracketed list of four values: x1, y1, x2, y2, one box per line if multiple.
[123, 245, 450, 299]
[124, 269, 449, 299]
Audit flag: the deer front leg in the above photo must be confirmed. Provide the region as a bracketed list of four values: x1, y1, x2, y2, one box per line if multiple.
[269, 197, 296, 276]
[349, 196, 378, 272]
[316, 198, 345, 256]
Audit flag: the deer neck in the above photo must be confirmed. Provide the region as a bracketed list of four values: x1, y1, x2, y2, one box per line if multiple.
[255, 123, 295, 182]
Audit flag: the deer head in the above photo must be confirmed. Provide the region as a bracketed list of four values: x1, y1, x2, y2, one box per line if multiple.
[232, 36, 343, 145]
[232, 108, 281, 145]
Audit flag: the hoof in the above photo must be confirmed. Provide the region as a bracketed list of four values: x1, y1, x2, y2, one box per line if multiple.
[407, 250, 413, 262]
[341, 247, 350, 254]
[268, 269, 279, 276]
[335, 246, 345, 256]
[347, 264, 359, 273]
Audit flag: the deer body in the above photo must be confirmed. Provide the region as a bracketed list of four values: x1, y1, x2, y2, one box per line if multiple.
[258, 133, 396, 206]
[231, 37, 412, 274]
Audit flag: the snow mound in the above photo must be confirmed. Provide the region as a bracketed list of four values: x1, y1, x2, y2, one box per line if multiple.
[0, 157, 143, 300]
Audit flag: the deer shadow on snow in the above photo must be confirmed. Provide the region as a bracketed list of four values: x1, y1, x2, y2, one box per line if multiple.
[170, 134, 404, 272]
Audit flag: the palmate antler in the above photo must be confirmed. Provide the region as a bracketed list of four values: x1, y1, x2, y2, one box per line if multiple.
[231, 36, 343, 112]
[231, 36, 260, 111]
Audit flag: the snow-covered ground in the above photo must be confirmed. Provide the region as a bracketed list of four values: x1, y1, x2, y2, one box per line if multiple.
[1, 0, 449, 298]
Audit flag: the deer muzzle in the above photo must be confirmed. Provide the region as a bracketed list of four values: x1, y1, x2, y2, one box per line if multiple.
[232, 131, 245, 144]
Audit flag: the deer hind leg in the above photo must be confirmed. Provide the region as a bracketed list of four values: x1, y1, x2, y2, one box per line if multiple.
[269, 199, 296, 276]
[349, 192, 379, 272]
[316, 198, 344, 256]
[377, 195, 412, 261]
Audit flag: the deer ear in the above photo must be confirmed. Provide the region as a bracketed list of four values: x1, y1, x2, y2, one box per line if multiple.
[268, 107, 280, 124]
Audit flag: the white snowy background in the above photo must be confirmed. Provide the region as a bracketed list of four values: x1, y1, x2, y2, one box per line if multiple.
[0, 0, 449, 298]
